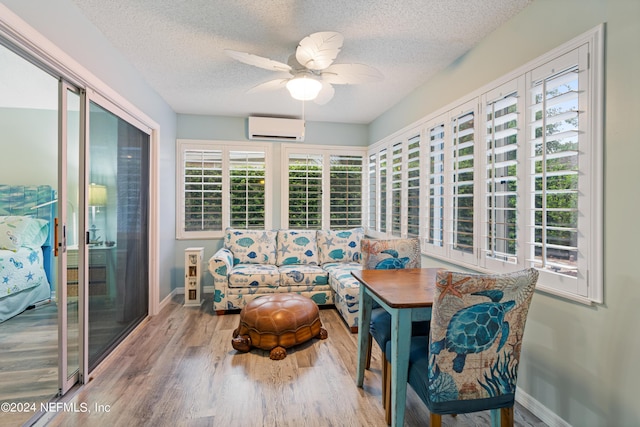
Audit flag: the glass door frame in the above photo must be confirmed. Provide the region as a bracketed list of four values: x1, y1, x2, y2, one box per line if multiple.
[83, 89, 153, 376]
[58, 80, 85, 394]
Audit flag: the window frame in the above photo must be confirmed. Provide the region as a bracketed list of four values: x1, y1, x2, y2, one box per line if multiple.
[367, 25, 604, 304]
[176, 139, 272, 239]
[281, 143, 367, 230]
[366, 128, 423, 240]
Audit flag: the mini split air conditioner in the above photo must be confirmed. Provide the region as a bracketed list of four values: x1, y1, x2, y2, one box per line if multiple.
[248, 116, 305, 142]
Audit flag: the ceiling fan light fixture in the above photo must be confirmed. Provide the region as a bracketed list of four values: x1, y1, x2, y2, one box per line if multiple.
[286, 75, 322, 101]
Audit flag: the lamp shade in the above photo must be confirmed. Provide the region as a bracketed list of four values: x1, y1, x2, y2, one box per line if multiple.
[286, 75, 322, 101]
[89, 183, 107, 207]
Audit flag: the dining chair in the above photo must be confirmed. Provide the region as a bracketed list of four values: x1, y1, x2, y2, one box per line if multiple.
[383, 268, 539, 426]
[360, 237, 427, 408]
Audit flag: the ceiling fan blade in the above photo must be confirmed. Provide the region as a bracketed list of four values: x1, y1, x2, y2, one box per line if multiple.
[314, 82, 335, 105]
[246, 78, 290, 94]
[322, 63, 384, 84]
[225, 49, 291, 72]
[296, 31, 344, 71]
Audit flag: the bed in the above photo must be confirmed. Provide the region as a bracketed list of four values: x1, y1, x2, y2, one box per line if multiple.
[0, 185, 56, 323]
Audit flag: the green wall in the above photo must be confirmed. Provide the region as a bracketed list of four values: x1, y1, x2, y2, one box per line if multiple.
[371, 0, 640, 425]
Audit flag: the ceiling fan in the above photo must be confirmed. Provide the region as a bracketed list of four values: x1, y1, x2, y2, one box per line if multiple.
[225, 31, 383, 105]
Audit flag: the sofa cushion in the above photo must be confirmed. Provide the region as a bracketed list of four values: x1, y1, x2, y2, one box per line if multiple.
[276, 230, 319, 265]
[228, 264, 280, 288]
[317, 227, 364, 264]
[279, 264, 329, 287]
[225, 228, 277, 265]
[323, 262, 362, 291]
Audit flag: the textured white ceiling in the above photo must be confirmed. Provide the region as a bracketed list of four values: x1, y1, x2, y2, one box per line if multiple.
[70, 0, 532, 123]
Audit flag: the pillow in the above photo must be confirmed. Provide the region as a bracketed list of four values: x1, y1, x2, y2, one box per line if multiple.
[317, 228, 364, 264]
[361, 237, 421, 269]
[276, 230, 318, 265]
[224, 228, 277, 265]
[0, 216, 49, 251]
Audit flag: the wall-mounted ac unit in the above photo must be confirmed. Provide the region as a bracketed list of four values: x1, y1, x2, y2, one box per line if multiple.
[248, 116, 305, 142]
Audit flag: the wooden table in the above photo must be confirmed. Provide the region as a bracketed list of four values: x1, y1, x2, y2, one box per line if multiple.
[352, 268, 441, 427]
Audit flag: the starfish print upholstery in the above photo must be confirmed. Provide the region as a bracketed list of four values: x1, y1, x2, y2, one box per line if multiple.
[436, 272, 470, 302]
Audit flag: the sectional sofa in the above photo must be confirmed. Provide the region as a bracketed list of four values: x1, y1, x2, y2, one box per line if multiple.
[208, 228, 421, 332]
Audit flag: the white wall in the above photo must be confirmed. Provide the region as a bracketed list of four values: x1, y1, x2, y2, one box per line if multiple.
[0, 108, 57, 185]
[370, 0, 640, 425]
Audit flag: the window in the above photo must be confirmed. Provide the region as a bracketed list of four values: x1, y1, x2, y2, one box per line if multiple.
[424, 120, 446, 254]
[391, 142, 403, 236]
[367, 153, 377, 230]
[366, 129, 421, 239]
[406, 134, 421, 237]
[524, 42, 600, 299]
[183, 149, 222, 233]
[368, 25, 603, 303]
[482, 79, 524, 270]
[282, 144, 366, 230]
[330, 154, 363, 229]
[176, 140, 271, 239]
[287, 153, 323, 229]
[379, 149, 388, 233]
[230, 151, 267, 229]
[450, 104, 476, 261]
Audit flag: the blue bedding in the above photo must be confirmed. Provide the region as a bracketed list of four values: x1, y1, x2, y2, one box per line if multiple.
[0, 247, 49, 297]
[0, 185, 55, 322]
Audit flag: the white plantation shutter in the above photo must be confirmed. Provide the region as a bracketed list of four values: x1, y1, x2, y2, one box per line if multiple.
[283, 145, 366, 230]
[450, 106, 476, 260]
[391, 142, 403, 236]
[177, 140, 271, 239]
[527, 46, 588, 295]
[288, 153, 323, 229]
[363, 26, 602, 302]
[229, 151, 266, 229]
[368, 153, 377, 230]
[484, 90, 520, 265]
[406, 134, 421, 237]
[329, 154, 363, 229]
[183, 149, 223, 232]
[379, 149, 388, 233]
[424, 121, 446, 253]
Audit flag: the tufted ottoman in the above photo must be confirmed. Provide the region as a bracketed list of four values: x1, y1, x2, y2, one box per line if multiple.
[231, 293, 328, 360]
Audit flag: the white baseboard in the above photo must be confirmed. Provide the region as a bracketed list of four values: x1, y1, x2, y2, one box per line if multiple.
[159, 288, 178, 311]
[516, 386, 570, 427]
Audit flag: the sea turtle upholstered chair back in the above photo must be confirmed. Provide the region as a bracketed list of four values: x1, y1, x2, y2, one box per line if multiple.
[359, 237, 425, 414]
[360, 237, 421, 270]
[407, 268, 539, 427]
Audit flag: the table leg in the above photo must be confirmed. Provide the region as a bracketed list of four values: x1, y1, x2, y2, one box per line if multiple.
[356, 285, 372, 387]
[390, 308, 411, 427]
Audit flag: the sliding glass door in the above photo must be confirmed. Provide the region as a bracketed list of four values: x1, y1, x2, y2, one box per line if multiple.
[86, 97, 150, 370]
[1, 20, 153, 413]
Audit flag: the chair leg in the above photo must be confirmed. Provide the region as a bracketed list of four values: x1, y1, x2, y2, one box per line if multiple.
[490, 407, 514, 427]
[366, 333, 373, 369]
[429, 413, 442, 427]
[501, 407, 514, 426]
[383, 356, 392, 424]
[381, 351, 388, 408]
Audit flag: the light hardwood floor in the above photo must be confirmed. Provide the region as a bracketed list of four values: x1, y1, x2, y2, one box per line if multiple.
[0, 303, 60, 427]
[31, 295, 546, 427]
